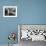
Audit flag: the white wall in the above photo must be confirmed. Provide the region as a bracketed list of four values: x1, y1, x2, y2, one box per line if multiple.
[21, 25, 46, 30]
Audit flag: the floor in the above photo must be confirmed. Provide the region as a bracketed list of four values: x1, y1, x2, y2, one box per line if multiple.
[19, 39, 46, 46]
[0, 44, 18, 46]
[0, 40, 46, 46]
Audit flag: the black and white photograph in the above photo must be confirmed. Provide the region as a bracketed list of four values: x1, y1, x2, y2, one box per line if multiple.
[3, 6, 17, 17]
[18, 25, 46, 46]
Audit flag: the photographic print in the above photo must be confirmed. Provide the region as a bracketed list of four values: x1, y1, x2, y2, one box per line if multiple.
[18, 24, 46, 46]
[3, 6, 17, 17]
[18, 24, 46, 41]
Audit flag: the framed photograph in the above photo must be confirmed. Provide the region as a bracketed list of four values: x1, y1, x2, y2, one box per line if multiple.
[18, 24, 46, 42]
[3, 6, 17, 17]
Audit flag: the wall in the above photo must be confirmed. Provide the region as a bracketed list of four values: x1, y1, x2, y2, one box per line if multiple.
[21, 25, 46, 30]
[0, 0, 46, 44]
[0, 0, 18, 44]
